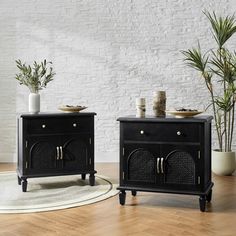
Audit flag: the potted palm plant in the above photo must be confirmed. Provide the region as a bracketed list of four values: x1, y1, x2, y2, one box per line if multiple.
[15, 59, 56, 113]
[182, 11, 236, 175]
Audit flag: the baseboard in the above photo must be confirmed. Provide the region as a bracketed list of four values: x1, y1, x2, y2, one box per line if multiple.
[95, 151, 119, 162]
[0, 153, 17, 163]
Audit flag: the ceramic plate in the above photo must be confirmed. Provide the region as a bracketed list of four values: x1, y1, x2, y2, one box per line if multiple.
[58, 105, 87, 112]
[165, 110, 203, 118]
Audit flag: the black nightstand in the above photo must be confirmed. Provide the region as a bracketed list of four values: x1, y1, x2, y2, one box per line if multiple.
[17, 112, 96, 192]
[117, 115, 214, 212]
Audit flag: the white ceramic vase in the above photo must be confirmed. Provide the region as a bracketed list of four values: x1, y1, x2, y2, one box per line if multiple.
[212, 150, 236, 175]
[29, 93, 40, 113]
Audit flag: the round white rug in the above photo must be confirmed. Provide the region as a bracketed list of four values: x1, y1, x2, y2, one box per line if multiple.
[0, 172, 118, 213]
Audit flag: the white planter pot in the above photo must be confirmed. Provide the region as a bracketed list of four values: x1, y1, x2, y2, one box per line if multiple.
[212, 150, 236, 176]
[29, 93, 40, 113]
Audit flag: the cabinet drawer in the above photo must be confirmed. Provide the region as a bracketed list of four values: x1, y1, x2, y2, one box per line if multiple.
[26, 117, 93, 135]
[123, 122, 200, 143]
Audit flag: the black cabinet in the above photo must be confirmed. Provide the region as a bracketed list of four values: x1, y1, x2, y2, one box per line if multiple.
[117, 116, 214, 212]
[17, 112, 96, 192]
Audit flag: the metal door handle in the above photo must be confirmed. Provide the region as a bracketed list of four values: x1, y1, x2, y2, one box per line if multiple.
[56, 146, 60, 160]
[161, 158, 164, 173]
[157, 158, 160, 174]
[60, 146, 63, 160]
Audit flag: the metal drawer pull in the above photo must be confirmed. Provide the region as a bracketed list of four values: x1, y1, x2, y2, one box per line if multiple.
[157, 158, 160, 174]
[177, 131, 181, 136]
[161, 158, 164, 173]
[60, 146, 63, 160]
[56, 146, 60, 160]
[140, 130, 144, 134]
[42, 124, 46, 129]
[73, 123, 77, 127]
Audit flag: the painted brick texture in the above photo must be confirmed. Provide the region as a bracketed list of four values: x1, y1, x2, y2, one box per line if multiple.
[0, 0, 235, 162]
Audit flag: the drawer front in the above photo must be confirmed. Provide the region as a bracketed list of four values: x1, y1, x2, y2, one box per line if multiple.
[25, 117, 93, 135]
[123, 122, 200, 143]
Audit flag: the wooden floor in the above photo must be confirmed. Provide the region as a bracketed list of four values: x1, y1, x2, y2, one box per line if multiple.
[0, 163, 235, 236]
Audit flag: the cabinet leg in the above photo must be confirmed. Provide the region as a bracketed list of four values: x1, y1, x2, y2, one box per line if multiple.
[199, 195, 206, 212]
[17, 176, 22, 185]
[89, 174, 95, 186]
[81, 174, 86, 180]
[131, 190, 137, 196]
[119, 191, 126, 205]
[22, 178, 28, 192]
[206, 189, 212, 203]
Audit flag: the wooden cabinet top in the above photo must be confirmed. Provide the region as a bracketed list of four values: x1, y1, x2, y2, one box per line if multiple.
[18, 112, 96, 118]
[117, 115, 213, 123]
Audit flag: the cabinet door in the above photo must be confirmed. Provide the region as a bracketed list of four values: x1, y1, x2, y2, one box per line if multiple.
[123, 144, 159, 186]
[26, 136, 58, 174]
[160, 144, 201, 190]
[61, 135, 91, 171]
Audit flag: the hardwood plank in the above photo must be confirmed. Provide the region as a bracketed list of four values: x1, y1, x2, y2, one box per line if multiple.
[0, 163, 235, 236]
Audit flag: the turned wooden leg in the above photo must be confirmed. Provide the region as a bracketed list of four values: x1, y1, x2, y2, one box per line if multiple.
[119, 190, 126, 205]
[22, 178, 28, 192]
[17, 176, 22, 185]
[199, 195, 206, 212]
[89, 174, 95, 186]
[81, 174, 86, 180]
[206, 189, 212, 203]
[131, 190, 137, 196]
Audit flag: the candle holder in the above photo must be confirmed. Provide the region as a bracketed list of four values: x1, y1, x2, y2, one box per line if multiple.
[153, 91, 166, 117]
[136, 98, 146, 118]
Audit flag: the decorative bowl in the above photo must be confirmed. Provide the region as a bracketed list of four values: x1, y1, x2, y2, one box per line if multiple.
[58, 105, 87, 112]
[165, 110, 203, 118]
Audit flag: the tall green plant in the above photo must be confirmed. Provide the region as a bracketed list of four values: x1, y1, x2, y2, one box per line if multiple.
[182, 11, 236, 152]
[15, 59, 56, 93]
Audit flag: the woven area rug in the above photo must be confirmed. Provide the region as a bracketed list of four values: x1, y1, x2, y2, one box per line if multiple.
[0, 172, 118, 214]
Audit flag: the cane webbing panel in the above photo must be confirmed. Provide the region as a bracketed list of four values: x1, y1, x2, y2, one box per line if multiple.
[128, 149, 155, 182]
[165, 151, 195, 185]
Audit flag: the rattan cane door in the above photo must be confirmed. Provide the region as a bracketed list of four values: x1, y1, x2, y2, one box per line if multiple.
[160, 144, 201, 190]
[123, 144, 159, 186]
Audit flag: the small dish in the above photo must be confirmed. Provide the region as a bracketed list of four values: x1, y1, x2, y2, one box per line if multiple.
[58, 105, 87, 112]
[165, 110, 203, 118]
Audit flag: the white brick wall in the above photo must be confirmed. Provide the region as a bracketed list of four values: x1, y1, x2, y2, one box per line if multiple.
[0, 0, 235, 162]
